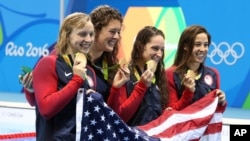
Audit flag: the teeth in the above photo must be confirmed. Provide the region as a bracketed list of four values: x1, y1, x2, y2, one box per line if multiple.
[80, 43, 90, 47]
[109, 42, 115, 46]
[152, 56, 160, 62]
[153, 58, 160, 62]
[196, 52, 205, 57]
[109, 39, 117, 45]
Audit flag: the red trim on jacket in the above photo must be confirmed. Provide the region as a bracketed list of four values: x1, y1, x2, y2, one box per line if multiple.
[165, 66, 226, 111]
[165, 66, 195, 110]
[24, 89, 35, 106]
[107, 81, 147, 122]
[33, 55, 84, 119]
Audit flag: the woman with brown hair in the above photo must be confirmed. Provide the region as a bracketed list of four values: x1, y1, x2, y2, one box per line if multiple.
[88, 5, 124, 102]
[165, 25, 226, 110]
[108, 26, 168, 126]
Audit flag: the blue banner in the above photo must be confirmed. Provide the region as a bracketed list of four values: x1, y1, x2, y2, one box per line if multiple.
[0, 0, 249, 109]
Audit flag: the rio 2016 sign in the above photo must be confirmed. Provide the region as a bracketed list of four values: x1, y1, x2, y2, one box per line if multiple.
[0, 0, 249, 109]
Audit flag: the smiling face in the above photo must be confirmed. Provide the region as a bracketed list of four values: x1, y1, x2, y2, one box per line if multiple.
[173, 25, 211, 71]
[94, 19, 122, 52]
[187, 33, 209, 65]
[131, 26, 165, 71]
[69, 20, 95, 54]
[142, 35, 165, 63]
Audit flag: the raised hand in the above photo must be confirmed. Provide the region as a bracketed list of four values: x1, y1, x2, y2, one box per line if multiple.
[216, 89, 226, 105]
[182, 70, 196, 92]
[73, 53, 87, 80]
[140, 69, 154, 87]
[112, 64, 130, 88]
[146, 60, 157, 73]
[21, 72, 34, 93]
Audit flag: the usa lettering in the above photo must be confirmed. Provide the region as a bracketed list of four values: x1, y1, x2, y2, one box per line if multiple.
[234, 129, 247, 136]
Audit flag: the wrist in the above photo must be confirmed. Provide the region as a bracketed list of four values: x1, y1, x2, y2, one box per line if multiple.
[26, 88, 34, 93]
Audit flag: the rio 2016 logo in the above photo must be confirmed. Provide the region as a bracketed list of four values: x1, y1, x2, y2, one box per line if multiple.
[5, 42, 50, 57]
[0, 3, 59, 92]
[207, 42, 245, 65]
[5, 42, 49, 57]
[0, 3, 58, 58]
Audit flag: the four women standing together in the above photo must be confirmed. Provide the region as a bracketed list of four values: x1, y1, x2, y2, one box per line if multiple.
[20, 4, 226, 141]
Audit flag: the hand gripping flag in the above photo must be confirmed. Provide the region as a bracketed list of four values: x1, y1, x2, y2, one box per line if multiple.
[76, 89, 226, 141]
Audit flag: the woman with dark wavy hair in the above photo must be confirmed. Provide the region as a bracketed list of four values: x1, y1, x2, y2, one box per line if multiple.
[108, 26, 169, 126]
[88, 5, 124, 102]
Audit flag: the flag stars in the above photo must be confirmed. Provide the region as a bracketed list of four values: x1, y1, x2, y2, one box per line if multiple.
[90, 119, 97, 125]
[135, 134, 140, 139]
[88, 134, 93, 140]
[112, 132, 117, 138]
[83, 126, 88, 132]
[84, 110, 90, 117]
[100, 115, 106, 121]
[94, 105, 101, 112]
[107, 124, 111, 130]
[127, 126, 132, 131]
[87, 96, 94, 102]
[114, 119, 120, 125]
[134, 129, 139, 134]
[97, 128, 103, 135]
[103, 102, 108, 107]
[134, 129, 140, 135]
[109, 110, 115, 116]
[104, 138, 110, 141]
[123, 136, 129, 141]
[119, 128, 125, 134]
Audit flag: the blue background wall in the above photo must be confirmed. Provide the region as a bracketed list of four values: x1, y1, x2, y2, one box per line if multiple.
[0, 0, 249, 109]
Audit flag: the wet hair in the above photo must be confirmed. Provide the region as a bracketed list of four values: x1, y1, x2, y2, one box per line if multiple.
[55, 12, 91, 54]
[130, 26, 169, 108]
[173, 25, 211, 75]
[89, 5, 123, 82]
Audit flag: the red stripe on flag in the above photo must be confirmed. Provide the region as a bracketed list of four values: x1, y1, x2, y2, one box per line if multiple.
[204, 122, 223, 135]
[137, 90, 226, 141]
[153, 114, 214, 138]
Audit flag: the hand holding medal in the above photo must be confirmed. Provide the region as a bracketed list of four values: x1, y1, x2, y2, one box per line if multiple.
[73, 52, 87, 79]
[181, 69, 196, 92]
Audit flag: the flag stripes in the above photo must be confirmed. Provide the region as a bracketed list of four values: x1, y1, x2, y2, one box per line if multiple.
[76, 90, 225, 141]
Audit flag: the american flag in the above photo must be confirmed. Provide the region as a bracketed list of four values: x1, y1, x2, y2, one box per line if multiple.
[76, 89, 225, 141]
